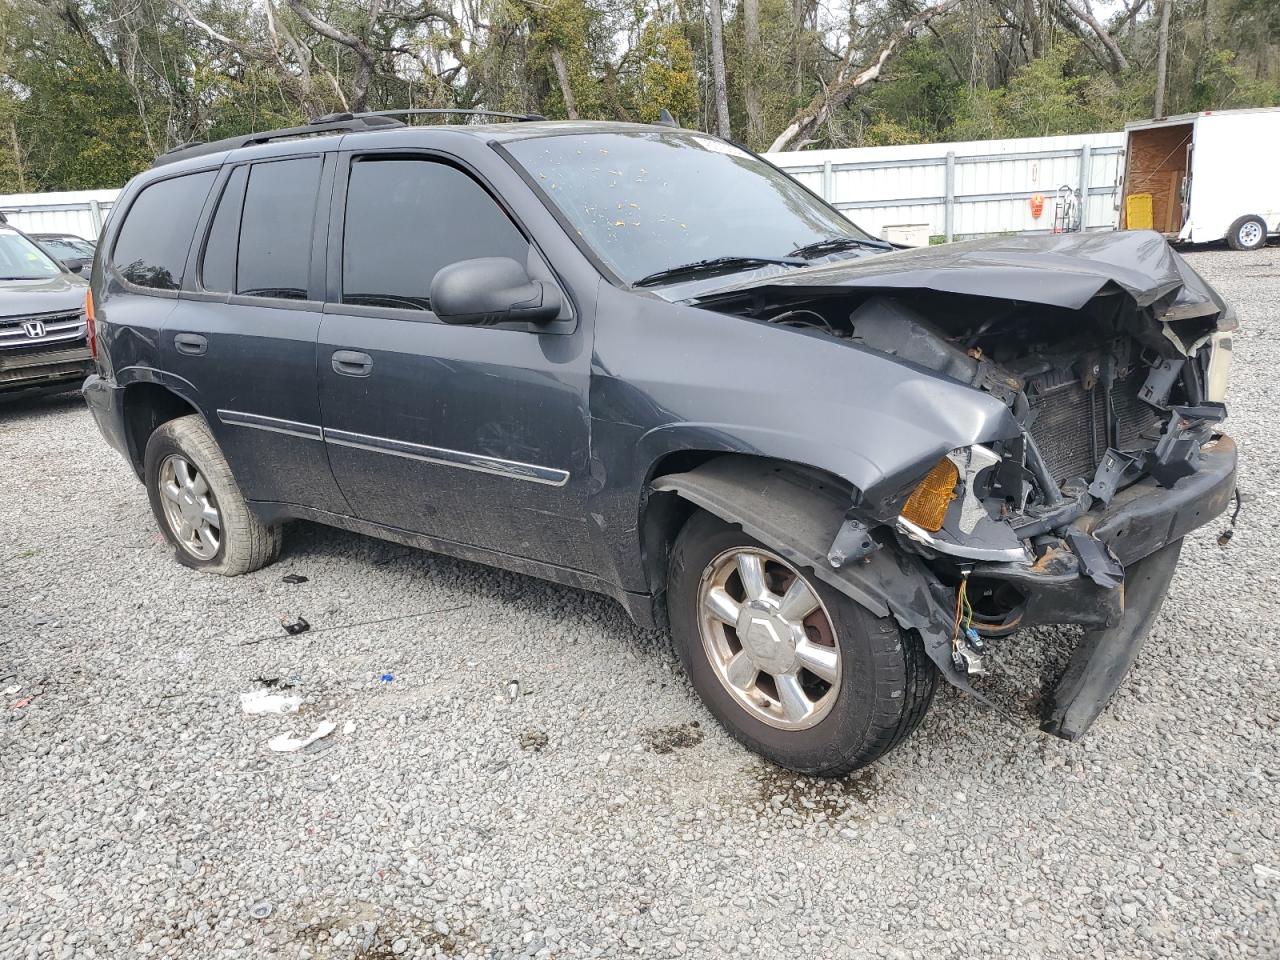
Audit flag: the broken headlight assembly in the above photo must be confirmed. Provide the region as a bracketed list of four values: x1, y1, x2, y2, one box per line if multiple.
[896, 445, 1030, 563]
[1204, 329, 1232, 404]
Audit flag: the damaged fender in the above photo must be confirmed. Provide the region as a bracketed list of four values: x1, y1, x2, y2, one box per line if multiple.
[650, 456, 988, 700]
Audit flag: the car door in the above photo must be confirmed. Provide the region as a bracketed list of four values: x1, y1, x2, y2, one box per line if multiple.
[316, 151, 598, 571]
[162, 153, 349, 514]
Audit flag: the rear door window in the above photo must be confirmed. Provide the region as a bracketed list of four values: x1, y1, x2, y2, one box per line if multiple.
[341, 158, 529, 311]
[112, 171, 216, 290]
[236, 157, 322, 300]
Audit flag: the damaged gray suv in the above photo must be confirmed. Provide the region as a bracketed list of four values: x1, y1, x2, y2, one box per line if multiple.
[83, 113, 1238, 775]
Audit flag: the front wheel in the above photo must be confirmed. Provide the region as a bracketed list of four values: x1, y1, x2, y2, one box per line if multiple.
[1226, 215, 1269, 251]
[668, 511, 936, 776]
[144, 414, 281, 576]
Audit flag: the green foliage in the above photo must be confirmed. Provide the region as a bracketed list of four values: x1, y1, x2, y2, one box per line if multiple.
[948, 42, 1131, 140]
[1, 0, 1278, 191]
[635, 16, 698, 123]
[1, 38, 153, 192]
[858, 42, 964, 144]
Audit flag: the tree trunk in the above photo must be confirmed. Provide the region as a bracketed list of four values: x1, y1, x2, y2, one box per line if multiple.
[768, 0, 965, 152]
[1154, 0, 1171, 116]
[1061, 0, 1130, 72]
[550, 47, 579, 119]
[8, 122, 26, 193]
[792, 0, 805, 100]
[707, 0, 732, 138]
[743, 0, 762, 147]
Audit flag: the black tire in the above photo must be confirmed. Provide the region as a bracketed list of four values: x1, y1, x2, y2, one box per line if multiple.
[1226, 215, 1269, 251]
[668, 510, 936, 776]
[143, 414, 281, 576]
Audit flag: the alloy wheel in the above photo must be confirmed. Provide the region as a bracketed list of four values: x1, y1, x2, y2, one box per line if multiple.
[696, 547, 842, 730]
[157, 454, 222, 560]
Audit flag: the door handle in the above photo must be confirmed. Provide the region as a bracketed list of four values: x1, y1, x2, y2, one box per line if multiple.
[331, 350, 373, 377]
[174, 333, 208, 356]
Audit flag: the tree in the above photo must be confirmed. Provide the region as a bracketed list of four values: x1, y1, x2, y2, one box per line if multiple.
[1, 0, 1278, 192]
[1154, 0, 1172, 115]
[769, 0, 967, 151]
[707, 0, 732, 137]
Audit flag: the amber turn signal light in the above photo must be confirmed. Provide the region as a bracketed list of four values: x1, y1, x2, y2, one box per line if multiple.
[84, 289, 97, 360]
[900, 456, 959, 532]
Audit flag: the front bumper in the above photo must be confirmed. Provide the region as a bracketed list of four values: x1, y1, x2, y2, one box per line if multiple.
[969, 433, 1237, 635]
[958, 433, 1237, 740]
[0, 344, 94, 397]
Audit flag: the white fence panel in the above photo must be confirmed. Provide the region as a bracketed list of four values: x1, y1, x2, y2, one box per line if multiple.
[767, 132, 1126, 241]
[0, 189, 119, 239]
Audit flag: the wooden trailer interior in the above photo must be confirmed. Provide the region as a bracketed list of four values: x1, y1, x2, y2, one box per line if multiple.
[1120, 123, 1193, 234]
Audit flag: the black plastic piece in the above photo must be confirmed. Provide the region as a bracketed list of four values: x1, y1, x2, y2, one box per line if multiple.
[1042, 537, 1183, 741]
[282, 616, 311, 636]
[1092, 434, 1236, 564]
[1063, 528, 1124, 589]
[1087, 449, 1138, 505]
[1138, 357, 1183, 407]
[430, 257, 562, 326]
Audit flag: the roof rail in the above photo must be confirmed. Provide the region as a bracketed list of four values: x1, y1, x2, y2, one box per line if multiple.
[151, 114, 404, 168]
[353, 108, 547, 123]
[151, 108, 546, 168]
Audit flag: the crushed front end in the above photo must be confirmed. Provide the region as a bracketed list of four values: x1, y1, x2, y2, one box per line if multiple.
[699, 233, 1240, 740]
[849, 272, 1237, 739]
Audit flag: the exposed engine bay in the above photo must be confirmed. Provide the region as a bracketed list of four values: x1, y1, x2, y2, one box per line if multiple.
[694, 279, 1236, 688]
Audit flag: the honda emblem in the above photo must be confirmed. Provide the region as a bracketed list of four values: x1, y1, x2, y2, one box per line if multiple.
[22, 320, 46, 338]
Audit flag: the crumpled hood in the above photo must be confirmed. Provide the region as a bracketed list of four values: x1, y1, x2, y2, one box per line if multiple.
[0, 272, 88, 317]
[703, 229, 1222, 317]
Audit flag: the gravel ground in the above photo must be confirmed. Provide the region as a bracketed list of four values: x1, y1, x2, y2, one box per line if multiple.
[1, 248, 1278, 960]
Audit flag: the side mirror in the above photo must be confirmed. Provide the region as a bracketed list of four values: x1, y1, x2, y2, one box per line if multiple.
[68, 261, 85, 275]
[430, 257, 562, 326]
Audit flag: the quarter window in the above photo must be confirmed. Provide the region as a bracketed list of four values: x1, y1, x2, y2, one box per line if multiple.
[341, 158, 529, 311]
[236, 157, 321, 300]
[112, 171, 216, 290]
[200, 165, 248, 293]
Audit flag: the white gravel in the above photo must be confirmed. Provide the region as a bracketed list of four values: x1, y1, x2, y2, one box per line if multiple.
[1, 248, 1278, 959]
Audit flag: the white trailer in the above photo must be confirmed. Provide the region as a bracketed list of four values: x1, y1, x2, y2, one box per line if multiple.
[1120, 107, 1280, 250]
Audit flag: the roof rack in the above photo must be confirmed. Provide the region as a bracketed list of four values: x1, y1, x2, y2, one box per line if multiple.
[351, 108, 547, 123]
[152, 114, 404, 168]
[152, 108, 546, 168]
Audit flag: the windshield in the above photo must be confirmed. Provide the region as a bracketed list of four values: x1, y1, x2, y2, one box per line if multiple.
[0, 229, 63, 280]
[39, 237, 94, 258]
[506, 131, 873, 285]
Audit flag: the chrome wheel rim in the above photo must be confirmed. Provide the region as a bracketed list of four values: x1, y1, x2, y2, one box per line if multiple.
[1240, 221, 1264, 247]
[697, 547, 841, 730]
[158, 454, 221, 560]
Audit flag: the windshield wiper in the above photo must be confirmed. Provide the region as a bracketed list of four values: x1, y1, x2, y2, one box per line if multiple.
[788, 235, 891, 259]
[634, 255, 806, 288]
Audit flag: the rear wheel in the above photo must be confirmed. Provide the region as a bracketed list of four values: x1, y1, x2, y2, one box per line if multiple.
[668, 511, 936, 776]
[144, 415, 281, 576]
[1226, 215, 1268, 251]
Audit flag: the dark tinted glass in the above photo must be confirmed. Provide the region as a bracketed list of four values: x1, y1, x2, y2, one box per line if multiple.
[342, 159, 529, 311]
[200, 166, 248, 293]
[112, 171, 216, 290]
[237, 157, 321, 300]
[505, 131, 870, 284]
